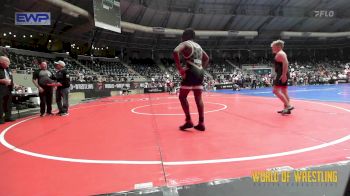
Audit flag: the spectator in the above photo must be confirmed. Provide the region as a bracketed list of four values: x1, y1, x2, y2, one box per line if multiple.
[32, 61, 55, 117]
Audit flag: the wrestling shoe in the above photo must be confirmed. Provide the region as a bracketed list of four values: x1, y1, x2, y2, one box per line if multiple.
[194, 123, 205, 131]
[277, 105, 294, 113]
[280, 109, 291, 115]
[179, 121, 193, 130]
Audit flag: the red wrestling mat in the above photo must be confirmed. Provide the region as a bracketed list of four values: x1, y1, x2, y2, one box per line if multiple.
[1, 93, 350, 195]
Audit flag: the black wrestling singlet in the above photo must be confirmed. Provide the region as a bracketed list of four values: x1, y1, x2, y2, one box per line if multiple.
[181, 40, 204, 87]
[273, 59, 289, 86]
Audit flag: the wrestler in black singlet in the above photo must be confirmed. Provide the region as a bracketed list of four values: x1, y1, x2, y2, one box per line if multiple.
[273, 59, 289, 86]
[181, 40, 204, 87]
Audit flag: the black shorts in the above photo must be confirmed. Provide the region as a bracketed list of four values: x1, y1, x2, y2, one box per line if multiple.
[181, 68, 204, 86]
[273, 73, 289, 87]
[273, 79, 288, 86]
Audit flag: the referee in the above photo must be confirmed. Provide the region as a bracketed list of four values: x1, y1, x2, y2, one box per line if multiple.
[54, 60, 70, 116]
[0, 56, 15, 124]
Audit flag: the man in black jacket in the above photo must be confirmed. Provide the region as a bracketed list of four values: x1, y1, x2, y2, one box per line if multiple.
[0, 56, 15, 124]
[54, 60, 70, 116]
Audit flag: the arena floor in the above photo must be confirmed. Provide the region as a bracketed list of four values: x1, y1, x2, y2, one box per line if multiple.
[1, 84, 350, 195]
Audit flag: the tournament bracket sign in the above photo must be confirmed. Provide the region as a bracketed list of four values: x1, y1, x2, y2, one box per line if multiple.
[215, 83, 234, 90]
[144, 87, 165, 94]
[69, 82, 110, 98]
[69, 82, 135, 93]
[70, 83, 95, 92]
[104, 83, 131, 90]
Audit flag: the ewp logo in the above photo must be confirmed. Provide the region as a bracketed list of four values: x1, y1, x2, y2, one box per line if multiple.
[15, 12, 51, 25]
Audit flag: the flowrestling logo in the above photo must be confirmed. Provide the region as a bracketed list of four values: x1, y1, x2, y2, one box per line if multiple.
[313, 10, 335, 18]
[15, 12, 51, 25]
